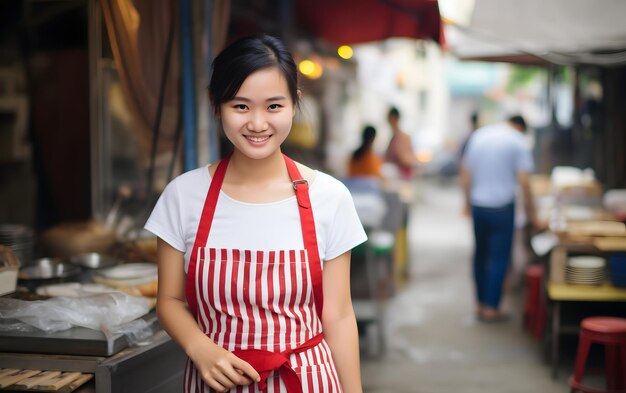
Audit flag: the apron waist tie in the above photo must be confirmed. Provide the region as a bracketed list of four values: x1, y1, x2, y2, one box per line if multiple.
[232, 333, 323, 393]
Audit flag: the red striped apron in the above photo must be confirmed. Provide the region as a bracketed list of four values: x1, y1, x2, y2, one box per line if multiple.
[184, 154, 342, 393]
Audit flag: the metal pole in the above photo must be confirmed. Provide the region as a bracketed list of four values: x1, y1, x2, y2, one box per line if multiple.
[205, 0, 218, 162]
[88, 0, 104, 221]
[181, 0, 198, 171]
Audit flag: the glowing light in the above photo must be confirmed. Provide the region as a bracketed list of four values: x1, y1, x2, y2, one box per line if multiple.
[416, 150, 433, 163]
[299, 60, 315, 75]
[299, 59, 323, 80]
[337, 45, 353, 59]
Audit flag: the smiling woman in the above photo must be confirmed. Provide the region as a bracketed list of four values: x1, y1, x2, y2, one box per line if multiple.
[219, 68, 295, 161]
[144, 35, 367, 393]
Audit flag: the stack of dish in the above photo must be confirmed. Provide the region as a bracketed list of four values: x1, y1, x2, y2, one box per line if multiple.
[93, 263, 158, 297]
[608, 253, 626, 287]
[565, 256, 606, 285]
[0, 224, 34, 266]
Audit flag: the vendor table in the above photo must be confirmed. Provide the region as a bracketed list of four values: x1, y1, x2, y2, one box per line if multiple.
[0, 329, 186, 392]
[529, 173, 626, 378]
[544, 231, 626, 378]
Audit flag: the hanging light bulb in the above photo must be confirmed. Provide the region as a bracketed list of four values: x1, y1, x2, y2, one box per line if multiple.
[299, 60, 315, 75]
[337, 45, 353, 60]
[299, 59, 323, 80]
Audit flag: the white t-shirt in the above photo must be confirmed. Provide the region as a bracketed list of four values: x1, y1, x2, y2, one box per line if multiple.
[145, 165, 368, 272]
[464, 122, 534, 208]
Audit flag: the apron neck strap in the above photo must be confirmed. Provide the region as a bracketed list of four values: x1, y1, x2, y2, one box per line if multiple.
[196, 154, 230, 247]
[186, 153, 231, 317]
[282, 154, 324, 320]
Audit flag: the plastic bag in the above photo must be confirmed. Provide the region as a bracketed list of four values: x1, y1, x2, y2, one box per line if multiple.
[0, 292, 152, 344]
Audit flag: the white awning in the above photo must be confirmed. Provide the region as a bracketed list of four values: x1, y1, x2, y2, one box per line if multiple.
[443, 0, 626, 66]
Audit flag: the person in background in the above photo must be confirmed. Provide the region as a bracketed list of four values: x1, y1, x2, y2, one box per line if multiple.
[385, 107, 417, 179]
[145, 35, 366, 392]
[458, 111, 480, 165]
[460, 115, 542, 323]
[348, 125, 383, 179]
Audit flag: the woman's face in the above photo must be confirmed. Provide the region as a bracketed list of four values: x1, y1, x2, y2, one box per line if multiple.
[219, 67, 296, 160]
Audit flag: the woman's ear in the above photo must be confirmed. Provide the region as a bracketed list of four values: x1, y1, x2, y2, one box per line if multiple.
[293, 89, 302, 116]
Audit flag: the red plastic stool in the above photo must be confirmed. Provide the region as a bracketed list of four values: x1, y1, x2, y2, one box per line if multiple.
[523, 265, 546, 339]
[569, 317, 626, 393]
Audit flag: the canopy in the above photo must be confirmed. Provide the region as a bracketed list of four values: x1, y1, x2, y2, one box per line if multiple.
[445, 0, 626, 66]
[297, 0, 444, 46]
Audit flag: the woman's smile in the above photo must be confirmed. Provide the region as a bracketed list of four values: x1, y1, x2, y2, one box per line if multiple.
[244, 134, 272, 144]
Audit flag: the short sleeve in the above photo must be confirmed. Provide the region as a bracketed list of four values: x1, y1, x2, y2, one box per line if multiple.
[324, 184, 368, 261]
[516, 140, 534, 173]
[462, 135, 476, 171]
[144, 178, 186, 252]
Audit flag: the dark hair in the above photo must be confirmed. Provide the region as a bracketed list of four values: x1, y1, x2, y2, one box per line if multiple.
[388, 107, 400, 119]
[470, 111, 479, 127]
[352, 125, 377, 160]
[209, 35, 299, 114]
[508, 114, 527, 131]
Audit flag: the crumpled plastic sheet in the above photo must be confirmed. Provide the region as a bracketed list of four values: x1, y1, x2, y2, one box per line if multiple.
[0, 292, 153, 346]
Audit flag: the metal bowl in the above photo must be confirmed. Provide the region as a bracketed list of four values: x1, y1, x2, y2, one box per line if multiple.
[18, 258, 81, 280]
[69, 253, 119, 269]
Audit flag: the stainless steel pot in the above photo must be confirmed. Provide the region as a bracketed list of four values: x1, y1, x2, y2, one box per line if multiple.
[18, 258, 81, 280]
[69, 253, 119, 269]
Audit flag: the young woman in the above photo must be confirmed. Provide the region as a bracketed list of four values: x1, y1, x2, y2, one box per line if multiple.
[145, 35, 367, 393]
[347, 125, 383, 179]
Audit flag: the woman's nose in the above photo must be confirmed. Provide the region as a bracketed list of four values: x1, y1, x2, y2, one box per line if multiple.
[247, 111, 268, 132]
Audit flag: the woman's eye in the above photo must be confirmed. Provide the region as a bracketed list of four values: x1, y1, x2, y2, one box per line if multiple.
[233, 104, 248, 110]
[268, 104, 282, 110]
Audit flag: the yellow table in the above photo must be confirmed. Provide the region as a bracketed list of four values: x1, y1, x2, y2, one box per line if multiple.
[541, 217, 626, 377]
[546, 282, 626, 378]
[548, 283, 626, 301]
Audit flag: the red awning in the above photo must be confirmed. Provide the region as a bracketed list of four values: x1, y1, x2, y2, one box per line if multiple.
[297, 0, 444, 46]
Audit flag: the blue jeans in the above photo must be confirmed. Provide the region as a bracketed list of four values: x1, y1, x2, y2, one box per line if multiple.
[471, 203, 515, 309]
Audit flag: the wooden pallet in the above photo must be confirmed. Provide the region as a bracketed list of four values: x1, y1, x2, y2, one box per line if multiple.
[0, 369, 92, 392]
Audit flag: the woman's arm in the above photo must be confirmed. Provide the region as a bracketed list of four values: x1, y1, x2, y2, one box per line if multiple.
[460, 164, 472, 217]
[397, 132, 417, 168]
[321, 250, 363, 393]
[156, 238, 259, 391]
[517, 170, 544, 230]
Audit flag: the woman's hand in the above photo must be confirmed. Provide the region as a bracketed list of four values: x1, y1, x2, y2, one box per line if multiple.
[156, 240, 260, 391]
[188, 338, 261, 392]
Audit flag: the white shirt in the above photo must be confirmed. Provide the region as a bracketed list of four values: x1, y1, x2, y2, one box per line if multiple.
[464, 122, 534, 208]
[145, 165, 368, 272]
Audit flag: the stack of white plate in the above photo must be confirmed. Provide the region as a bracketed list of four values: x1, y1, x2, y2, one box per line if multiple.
[93, 263, 157, 288]
[565, 256, 606, 285]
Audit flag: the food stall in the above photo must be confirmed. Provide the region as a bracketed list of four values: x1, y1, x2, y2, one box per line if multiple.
[0, 236, 186, 392]
[529, 172, 626, 378]
[0, 0, 199, 389]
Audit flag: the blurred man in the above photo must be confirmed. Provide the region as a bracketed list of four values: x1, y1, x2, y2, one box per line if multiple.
[460, 115, 541, 322]
[458, 111, 480, 164]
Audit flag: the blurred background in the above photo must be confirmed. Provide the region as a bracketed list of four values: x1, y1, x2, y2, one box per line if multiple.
[2, 0, 624, 230]
[1, 0, 626, 392]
